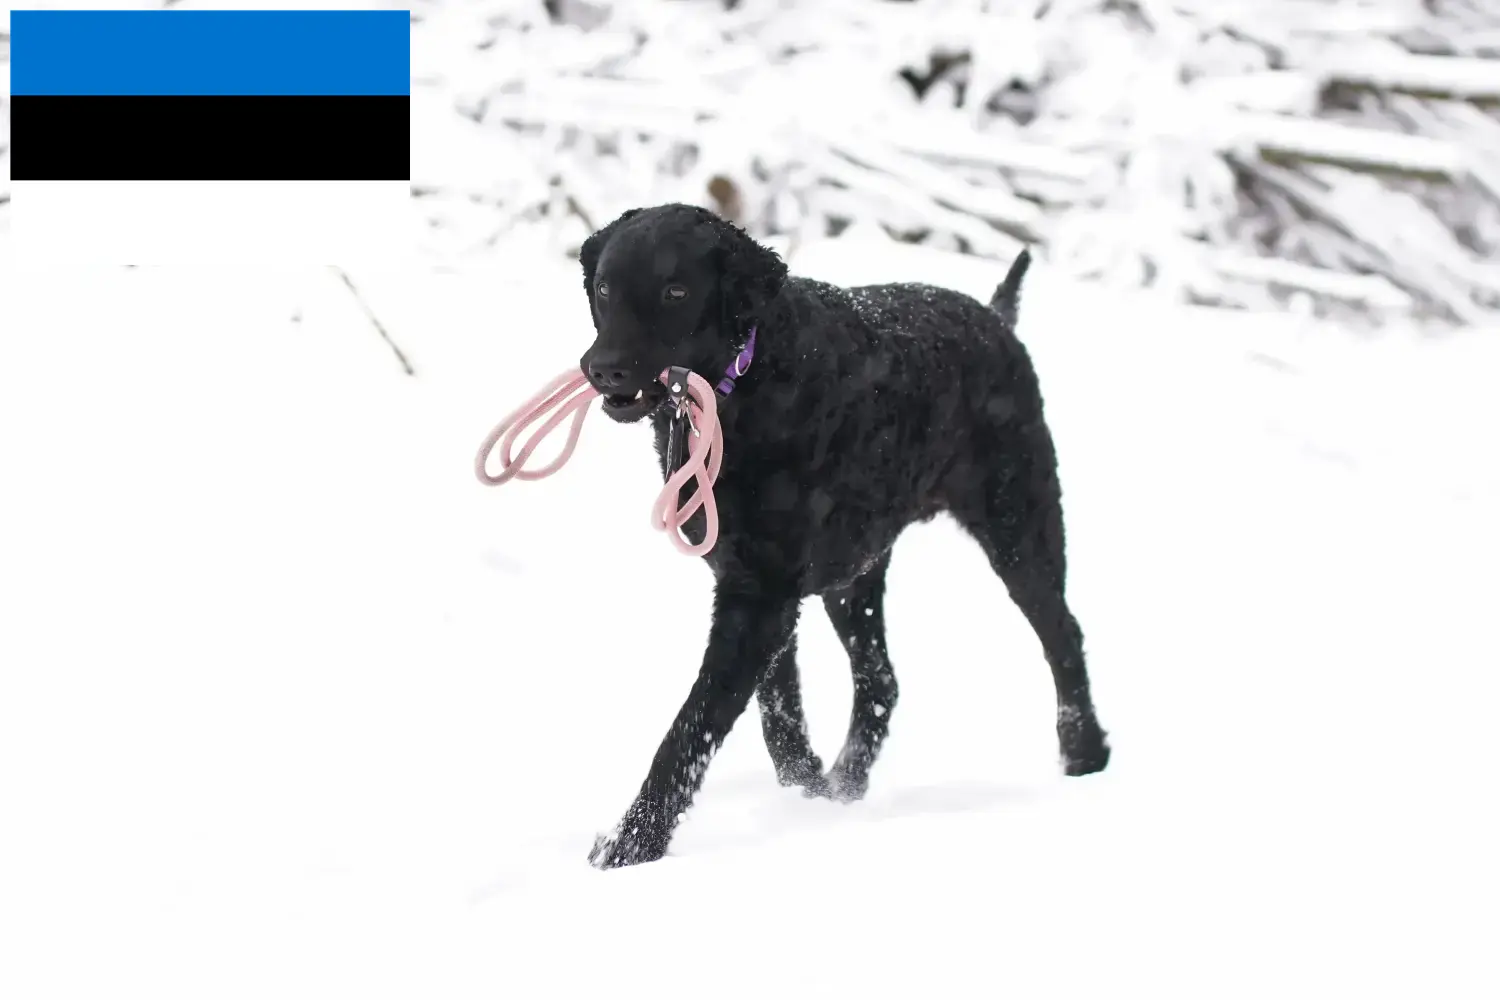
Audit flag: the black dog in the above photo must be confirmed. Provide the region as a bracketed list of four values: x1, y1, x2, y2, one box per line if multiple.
[577, 204, 1109, 869]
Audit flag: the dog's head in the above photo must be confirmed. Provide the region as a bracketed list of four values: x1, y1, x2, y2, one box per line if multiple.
[578, 203, 787, 423]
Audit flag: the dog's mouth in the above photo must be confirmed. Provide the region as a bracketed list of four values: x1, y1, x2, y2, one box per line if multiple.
[599, 381, 668, 423]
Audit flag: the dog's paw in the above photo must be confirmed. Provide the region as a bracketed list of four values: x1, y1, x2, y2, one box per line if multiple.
[823, 764, 870, 803]
[797, 772, 834, 800]
[774, 756, 827, 793]
[588, 823, 668, 870]
[1062, 742, 1110, 776]
[1058, 709, 1111, 776]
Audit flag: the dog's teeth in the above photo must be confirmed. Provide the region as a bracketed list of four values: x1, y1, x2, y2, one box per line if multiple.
[633, 389, 643, 401]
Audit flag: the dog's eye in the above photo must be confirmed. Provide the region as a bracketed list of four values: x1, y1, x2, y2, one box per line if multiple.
[596, 282, 609, 299]
[663, 285, 688, 302]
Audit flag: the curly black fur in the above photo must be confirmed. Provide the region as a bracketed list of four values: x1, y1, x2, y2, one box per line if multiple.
[577, 204, 1110, 869]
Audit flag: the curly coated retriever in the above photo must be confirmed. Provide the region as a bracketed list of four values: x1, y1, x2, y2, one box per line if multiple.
[577, 203, 1110, 869]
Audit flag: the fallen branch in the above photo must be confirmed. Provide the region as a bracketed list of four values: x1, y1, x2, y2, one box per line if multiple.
[334, 268, 415, 377]
[1235, 111, 1472, 177]
[884, 113, 1096, 183]
[1205, 248, 1413, 309]
[826, 128, 1043, 241]
[1250, 159, 1487, 323]
[806, 146, 1024, 259]
[1310, 50, 1500, 101]
[1391, 96, 1500, 204]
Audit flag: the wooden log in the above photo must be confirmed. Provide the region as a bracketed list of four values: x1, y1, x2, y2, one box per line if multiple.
[1206, 249, 1413, 309]
[1187, 0, 1419, 42]
[1305, 49, 1500, 100]
[1234, 111, 1472, 177]
[825, 128, 1043, 241]
[1251, 159, 1489, 323]
[1448, 29, 1500, 56]
[1391, 96, 1500, 203]
[804, 148, 1025, 260]
[881, 112, 1096, 183]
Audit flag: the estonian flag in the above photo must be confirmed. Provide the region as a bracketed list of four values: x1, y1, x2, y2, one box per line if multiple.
[10, 9, 411, 261]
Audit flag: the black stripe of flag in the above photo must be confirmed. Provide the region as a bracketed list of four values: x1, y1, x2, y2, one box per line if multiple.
[10, 10, 410, 182]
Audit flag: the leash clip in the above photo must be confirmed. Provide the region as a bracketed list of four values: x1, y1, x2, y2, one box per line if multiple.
[666, 366, 698, 436]
[665, 366, 696, 476]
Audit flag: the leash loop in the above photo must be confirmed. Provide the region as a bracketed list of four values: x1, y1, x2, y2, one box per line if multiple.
[475, 368, 725, 557]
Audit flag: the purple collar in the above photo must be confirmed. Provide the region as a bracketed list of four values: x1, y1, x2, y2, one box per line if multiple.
[715, 326, 757, 397]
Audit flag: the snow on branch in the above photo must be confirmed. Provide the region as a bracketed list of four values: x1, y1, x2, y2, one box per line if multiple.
[1309, 50, 1500, 101]
[410, 0, 1500, 326]
[1233, 112, 1472, 177]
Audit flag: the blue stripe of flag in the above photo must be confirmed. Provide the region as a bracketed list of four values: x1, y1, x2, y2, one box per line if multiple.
[11, 11, 410, 97]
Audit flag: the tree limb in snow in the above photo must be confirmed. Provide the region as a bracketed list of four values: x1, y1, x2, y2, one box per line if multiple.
[334, 269, 415, 377]
[1236, 112, 1471, 178]
[1306, 50, 1500, 101]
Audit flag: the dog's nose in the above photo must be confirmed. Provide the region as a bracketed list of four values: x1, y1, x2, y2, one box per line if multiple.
[588, 363, 633, 392]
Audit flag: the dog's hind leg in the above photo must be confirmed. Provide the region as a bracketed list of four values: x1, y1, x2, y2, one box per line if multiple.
[588, 583, 801, 869]
[819, 550, 899, 802]
[755, 635, 828, 792]
[951, 435, 1111, 776]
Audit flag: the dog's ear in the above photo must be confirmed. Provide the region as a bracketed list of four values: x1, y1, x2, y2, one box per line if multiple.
[580, 208, 642, 294]
[713, 217, 787, 332]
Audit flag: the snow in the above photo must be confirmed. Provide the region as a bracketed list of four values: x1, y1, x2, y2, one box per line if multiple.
[2, 241, 1499, 998]
[397, 0, 1500, 322]
[1233, 111, 1473, 176]
[5, 0, 1500, 317]
[1310, 48, 1500, 100]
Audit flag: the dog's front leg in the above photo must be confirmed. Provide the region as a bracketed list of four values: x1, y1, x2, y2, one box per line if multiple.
[588, 585, 800, 869]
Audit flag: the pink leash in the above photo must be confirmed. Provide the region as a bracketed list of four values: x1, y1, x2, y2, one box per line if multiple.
[474, 368, 724, 557]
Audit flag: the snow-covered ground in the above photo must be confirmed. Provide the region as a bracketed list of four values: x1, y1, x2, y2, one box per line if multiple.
[2, 243, 1498, 998]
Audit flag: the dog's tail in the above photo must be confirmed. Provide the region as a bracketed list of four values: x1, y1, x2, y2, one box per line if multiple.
[989, 248, 1032, 331]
